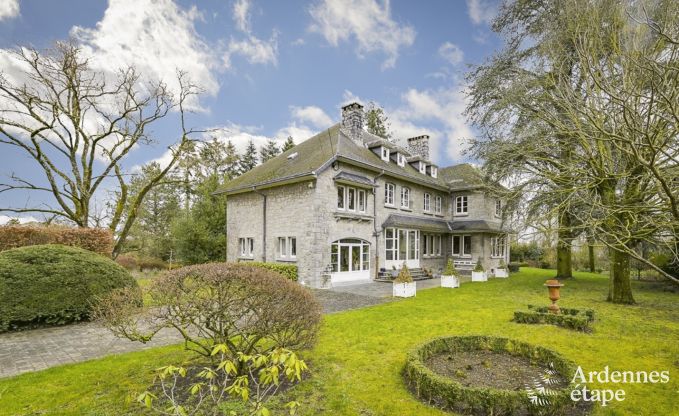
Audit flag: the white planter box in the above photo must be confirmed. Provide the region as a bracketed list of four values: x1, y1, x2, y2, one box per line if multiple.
[441, 275, 460, 288]
[393, 281, 416, 297]
[495, 268, 509, 278]
[471, 271, 487, 282]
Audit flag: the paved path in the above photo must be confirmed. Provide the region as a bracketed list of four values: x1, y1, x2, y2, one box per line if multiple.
[0, 280, 441, 379]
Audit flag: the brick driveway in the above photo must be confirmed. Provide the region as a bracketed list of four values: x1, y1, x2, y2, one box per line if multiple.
[0, 283, 414, 379]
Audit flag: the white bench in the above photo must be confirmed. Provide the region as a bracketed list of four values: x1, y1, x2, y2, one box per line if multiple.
[453, 260, 475, 270]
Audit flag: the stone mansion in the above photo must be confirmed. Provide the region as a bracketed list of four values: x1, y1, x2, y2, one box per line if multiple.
[217, 102, 510, 288]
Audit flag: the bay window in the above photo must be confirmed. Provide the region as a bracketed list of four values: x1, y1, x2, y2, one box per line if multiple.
[452, 235, 471, 257]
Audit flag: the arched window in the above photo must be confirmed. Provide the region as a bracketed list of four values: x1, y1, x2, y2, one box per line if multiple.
[330, 239, 370, 273]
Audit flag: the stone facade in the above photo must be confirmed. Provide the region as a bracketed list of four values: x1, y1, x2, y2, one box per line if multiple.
[224, 102, 510, 288]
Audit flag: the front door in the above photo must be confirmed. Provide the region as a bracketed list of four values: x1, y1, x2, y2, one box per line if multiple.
[385, 228, 420, 269]
[331, 239, 371, 284]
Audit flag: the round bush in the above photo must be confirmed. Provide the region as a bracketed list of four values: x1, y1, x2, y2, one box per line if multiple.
[403, 336, 584, 415]
[0, 244, 138, 331]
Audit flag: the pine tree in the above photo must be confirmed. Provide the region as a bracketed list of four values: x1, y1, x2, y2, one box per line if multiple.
[223, 140, 241, 180]
[281, 136, 295, 152]
[239, 139, 258, 174]
[365, 101, 392, 140]
[259, 138, 280, 163]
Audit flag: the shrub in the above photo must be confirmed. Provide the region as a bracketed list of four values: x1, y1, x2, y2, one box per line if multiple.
[0, 244, 138, 332]
[395, 263, 413, 283]
[115, 254, 138, 271]
[136, 256, 167, 271]
[443, 259, 458, 276]
[473, 258, 484, 272]
[513, 305, 596, 332]
[0, 225, 113, 256]
[245, 261, 298, 281]
[94, 263, 321, 369]
[507, 262, 521, 273]
[403, 336, 582, 416]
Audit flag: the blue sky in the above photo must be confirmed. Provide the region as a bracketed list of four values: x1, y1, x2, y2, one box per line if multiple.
[0, 0, 502, 223]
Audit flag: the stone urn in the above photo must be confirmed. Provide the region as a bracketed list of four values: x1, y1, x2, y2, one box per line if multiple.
[544, 279, 564, 314]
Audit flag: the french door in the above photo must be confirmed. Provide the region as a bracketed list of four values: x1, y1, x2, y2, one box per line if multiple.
[385, 228, 420, 269]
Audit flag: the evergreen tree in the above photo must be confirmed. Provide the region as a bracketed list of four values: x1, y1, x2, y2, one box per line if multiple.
[222, 140, 241, 180]
[239, 139, 258, 174]
[365, 101, 392, 140]
[259, 138, 280, 163]
[281, 136, 295, 152]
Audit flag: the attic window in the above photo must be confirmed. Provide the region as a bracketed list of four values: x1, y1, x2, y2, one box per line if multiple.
[431, 166, 438, 178]
[287, 152, 298, 160]
[419, 162, 427, 174]
[381, 147, 390, 162]
[397, 153, 406, 167]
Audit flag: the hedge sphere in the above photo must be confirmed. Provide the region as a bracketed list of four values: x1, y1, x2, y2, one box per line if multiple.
[0, 244, 138, 331]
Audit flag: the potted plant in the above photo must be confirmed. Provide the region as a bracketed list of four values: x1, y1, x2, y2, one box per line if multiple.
[441, 259, 460, 288]
[393, 263, 416, 297]
[495, 258, 509, 278]
[471, 258, 487, 282]
[390, 264, 399, 278]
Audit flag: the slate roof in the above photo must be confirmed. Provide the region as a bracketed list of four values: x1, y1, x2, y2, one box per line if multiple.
[333, 171, 375, 187]
[448, 220, 509, 233]
[216, 124, 453, 194]
[439, 163, 486, 191]
[382, 214, 450, 233]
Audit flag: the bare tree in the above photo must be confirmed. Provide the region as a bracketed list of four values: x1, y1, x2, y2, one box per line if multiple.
[0, 42, 203, 257]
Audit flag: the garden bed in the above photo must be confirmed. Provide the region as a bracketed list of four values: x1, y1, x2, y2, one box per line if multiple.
[403, 335, 589, 415]
[513, 305, 595, 332]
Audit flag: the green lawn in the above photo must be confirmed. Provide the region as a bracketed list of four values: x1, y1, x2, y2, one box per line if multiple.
[1, 268, 677, 415]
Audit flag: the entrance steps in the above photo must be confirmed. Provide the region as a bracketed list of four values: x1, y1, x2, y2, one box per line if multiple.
[375, 267, 432, 282]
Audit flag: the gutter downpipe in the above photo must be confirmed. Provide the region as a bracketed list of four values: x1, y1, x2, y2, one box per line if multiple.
[373, 170, 386, 280]
[253, 186, 267, 262]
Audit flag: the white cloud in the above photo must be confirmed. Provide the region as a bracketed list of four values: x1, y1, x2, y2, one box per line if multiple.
[71, 0, 220, 101]
[438, 42, 464, 66]
[290, 105, 333, 128]
[224, 0, 278, 66]
[233, 0, 252, 32]
[466, 0, 498, 25]
[0, 0, 19, 21]
[389, 86, 473, 162]
[308, 0, 416, 69]
[0, 215, 39, 225]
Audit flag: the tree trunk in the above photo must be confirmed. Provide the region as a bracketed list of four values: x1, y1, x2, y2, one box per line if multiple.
[588, 243, 595, 273]
[556, 211, 573, 279]
[607, 248, 635, 304]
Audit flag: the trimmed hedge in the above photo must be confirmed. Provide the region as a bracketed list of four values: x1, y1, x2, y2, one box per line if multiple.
[403, 336, 582, 416]
[0, 225, 113, 256]
[0, 244, 138, 332]
[513, 305, 596, 332]
[242, 261, 298, 281]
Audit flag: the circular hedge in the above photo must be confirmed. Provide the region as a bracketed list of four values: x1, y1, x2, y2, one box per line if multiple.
[403, 336, 582, 415]
[0, 244, 138, 331]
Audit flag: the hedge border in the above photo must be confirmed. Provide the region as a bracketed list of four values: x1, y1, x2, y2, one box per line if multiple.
[513, 305, 596, 332]
[243, 261, 298, 281]
[403, 335, 583, 415]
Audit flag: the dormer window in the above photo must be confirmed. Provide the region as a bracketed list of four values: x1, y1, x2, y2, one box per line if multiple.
[419, 162, 426, 174]
[397, 153, 406, 167]
[381, 146, 390, 162]
[431, 166, 438, 178]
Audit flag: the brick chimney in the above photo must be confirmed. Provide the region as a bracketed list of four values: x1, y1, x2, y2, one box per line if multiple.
[407, 135, 430, 160]
[341, 102, 364, 144]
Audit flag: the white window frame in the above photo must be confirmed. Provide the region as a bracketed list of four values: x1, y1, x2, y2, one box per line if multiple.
[385, 183, 395, 206]
[495, 199, 502, 217]
[419, 162, 426, 174]
[358, 190, 366, 213]
[423, 193, 431, 212]
[289, 237, 297, 258]
[491, 235, 506, 258]
[422, 234, 442, 257]
[381, 146, 390, 162]
[452, 235, 472, 257]
[239, 237, 254, 257]
[278, 237, 287, 258]
[397, 153, 406, 167]
[431, 166, 438, 178]
[435, 195, 442, 214]
[400, 187, 411, 209]
[347, 187, 356, 211]
[455, 195, 468, 215]
[337, 185, 346, 210]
